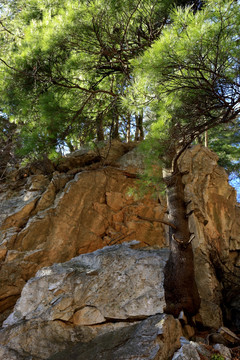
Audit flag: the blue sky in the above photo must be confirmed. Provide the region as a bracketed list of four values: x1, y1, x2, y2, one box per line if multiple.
[230, 178, 240, 202]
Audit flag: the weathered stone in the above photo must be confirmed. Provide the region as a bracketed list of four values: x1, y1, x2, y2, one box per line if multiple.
[192, 342, 212, 358]
[218, 326, 240, 345]
[172, 343, 201, 360]
[213, 344, 232, 360]
[178, 145, 240, 329]
[0, 244, 171, 359]
[0, 345, 27, 360]
[3, 244, 169, 326]
[173, 341, 214, 359]
[47, 314, 182, 360]
[72, 306, 106, 326]
[28, 175, 50, 191]
[183, 325, 195, 339]
[0, 145, 167, 319]
[1, 142, 240, 339]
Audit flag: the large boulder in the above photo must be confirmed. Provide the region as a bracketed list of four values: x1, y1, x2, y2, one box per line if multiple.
[0, 243, 177, 359]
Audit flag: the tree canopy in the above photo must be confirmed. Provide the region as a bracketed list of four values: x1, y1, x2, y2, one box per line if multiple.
[0, 0, 239, 176]
[0, 0, 199, 157]
[131, 0, 240, 171]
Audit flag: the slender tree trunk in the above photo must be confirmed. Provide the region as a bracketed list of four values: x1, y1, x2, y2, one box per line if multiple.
[135, 111, 144, 141]
[139, 110, 144, 141]
[135, 114, 140, 141]
[96, 115, 104, 142]
[112, 115, 119, 139]
[66, 140, 74, 153]
[126, 114, 131, 143]
[163, 166, 200, 317]
[204, 131, 208, 147]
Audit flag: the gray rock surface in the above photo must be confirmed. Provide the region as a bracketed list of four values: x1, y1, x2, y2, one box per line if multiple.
[213, 344, 232, 360]
[48, 314, 182, 360]
[172, 344, 201, 360]
[0, 243, 173, 359]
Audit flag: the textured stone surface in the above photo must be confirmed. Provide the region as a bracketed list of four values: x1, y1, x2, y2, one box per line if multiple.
[47, 314, 182, 360]
[0, 244, 171, 359]
[178, 145, 240, 329]
[213, 344, 232, 360]
[0, 143, 239, 333]
[0, 143, 167, 321]
[172, 344, 201, 360]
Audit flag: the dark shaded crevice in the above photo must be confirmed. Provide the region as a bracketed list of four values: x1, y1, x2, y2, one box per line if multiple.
[163, 167, 201, 317]
[0, 294, 20, 313]
[53, 315, 149, 327]
[52, 319, 74, 326]
[103, 315, 148, 324]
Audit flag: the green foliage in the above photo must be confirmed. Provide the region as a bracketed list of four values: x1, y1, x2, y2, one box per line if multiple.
[131, 0, 240, 170]
[0, 112, 18, 177]
[0, 0, 200, 157]
[209, 121, 240, 176]
[126, 139, 166, 200]
[210, 355, 225, 360]
[0, 0, 239, 186]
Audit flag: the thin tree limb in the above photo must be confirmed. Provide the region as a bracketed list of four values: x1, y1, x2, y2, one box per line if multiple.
[136, 215, 177, 229]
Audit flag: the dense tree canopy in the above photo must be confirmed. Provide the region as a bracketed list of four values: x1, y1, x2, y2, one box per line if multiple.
[131, 0, 240, 171]
[0, 0, 239, 178]
[0, 0, 200, 158]
[0, 0, 238, 171]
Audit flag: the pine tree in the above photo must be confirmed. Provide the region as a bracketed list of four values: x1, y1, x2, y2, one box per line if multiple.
[131, 0, 240, 315]
[0, 0, 201, 156]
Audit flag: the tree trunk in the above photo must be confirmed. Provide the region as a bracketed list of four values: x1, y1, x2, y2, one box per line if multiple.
[204, 131, 208, 147]
[139, 111, 144, 141]
[96, 115, 104, 142]
[134, 112, 144, 141]
[126, 114, 131, 143]
[66, 140, 75, 153]
[112, 115, 119, 140]
[163, 166, 200, 317]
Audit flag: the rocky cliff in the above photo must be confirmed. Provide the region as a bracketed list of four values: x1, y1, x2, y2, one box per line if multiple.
[0, 141, 239, 359]
[0, 141, 167, 324]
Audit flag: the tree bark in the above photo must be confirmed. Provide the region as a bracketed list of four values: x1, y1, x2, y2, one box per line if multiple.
[126, 114, 131, 143]
[96, 115, 105, 142]
[112, 115, 119, 139]
[134, 112, 144, 141]
[163, 166, 200, 317]
[204, 131, 208, 147]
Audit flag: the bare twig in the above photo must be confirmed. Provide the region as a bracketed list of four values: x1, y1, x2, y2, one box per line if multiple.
[107, 231, 135, 246]
[136, 215, 176, 229]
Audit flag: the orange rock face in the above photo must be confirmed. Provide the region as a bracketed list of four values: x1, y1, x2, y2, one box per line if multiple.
[0, 143, 167, 321]
[0, 143, 239, 330]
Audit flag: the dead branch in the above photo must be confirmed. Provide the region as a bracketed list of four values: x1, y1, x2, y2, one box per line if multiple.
[122, 171, 138, 178]
[136, 215, 177, 229]
[107, 231, 135, 246]
[172, 233, 195, 245]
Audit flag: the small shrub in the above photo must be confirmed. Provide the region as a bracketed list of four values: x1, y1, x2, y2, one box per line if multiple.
[210, 355, 225, 360]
